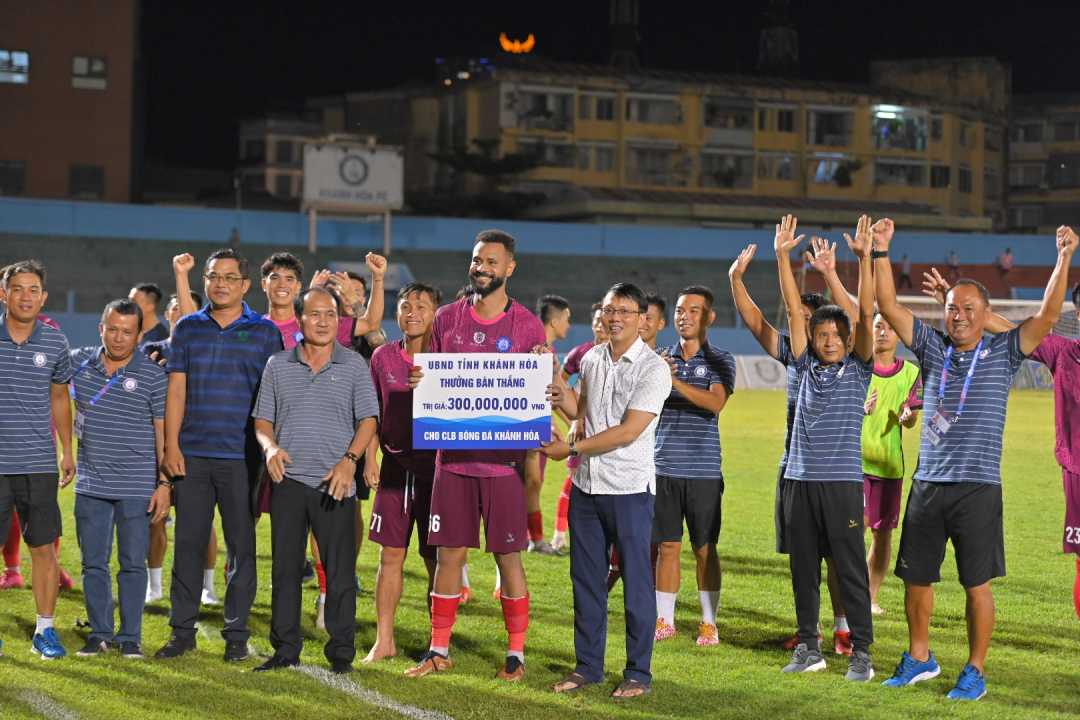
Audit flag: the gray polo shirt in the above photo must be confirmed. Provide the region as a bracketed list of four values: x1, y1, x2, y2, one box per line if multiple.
[574, 337, 672, 496]
[252, 342, 378, 493]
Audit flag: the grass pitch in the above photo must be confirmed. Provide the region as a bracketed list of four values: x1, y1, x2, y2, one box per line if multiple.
[0, 390, 1077, 719]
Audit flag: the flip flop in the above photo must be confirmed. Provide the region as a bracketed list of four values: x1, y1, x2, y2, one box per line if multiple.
[553, 672, 596, 693]
[611, 678, 651, 698]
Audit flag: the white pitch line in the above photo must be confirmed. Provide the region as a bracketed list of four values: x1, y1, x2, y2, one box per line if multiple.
[296, 664, 455, 720]
[15, 689, 82, 720]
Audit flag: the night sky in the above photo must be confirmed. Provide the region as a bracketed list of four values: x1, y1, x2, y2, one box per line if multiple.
[141, 0, 1080, 171]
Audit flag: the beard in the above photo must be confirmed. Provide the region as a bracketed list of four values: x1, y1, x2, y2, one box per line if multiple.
[469, 271, 505, 298]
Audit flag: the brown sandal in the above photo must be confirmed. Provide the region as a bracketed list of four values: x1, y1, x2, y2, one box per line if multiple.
[611, 678, 651, 698]
[553, 672, 596, 693]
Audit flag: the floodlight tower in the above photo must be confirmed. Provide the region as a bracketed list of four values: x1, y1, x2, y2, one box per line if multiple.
[609, 0, 640, 69]
[757, 0, 798, 76]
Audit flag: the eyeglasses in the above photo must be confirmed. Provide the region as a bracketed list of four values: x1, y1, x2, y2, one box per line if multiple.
[601, 308, 642, 318]
[204, 274, 247, 285]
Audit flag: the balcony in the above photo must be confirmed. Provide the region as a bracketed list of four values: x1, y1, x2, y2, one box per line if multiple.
[521, 115, 574, 133]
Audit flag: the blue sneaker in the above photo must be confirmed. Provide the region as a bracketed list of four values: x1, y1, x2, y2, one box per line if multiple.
[882, 650, 940, 687]
[32, 628, 67, 659]
[354, 574, 362, 595]
[947, 664, 987, 700]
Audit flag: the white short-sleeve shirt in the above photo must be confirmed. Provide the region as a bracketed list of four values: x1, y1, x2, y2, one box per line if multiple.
[574, 337, 672, 495]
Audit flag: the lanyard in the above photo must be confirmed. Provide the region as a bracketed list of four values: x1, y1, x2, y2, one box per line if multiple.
[938, 338, 984, 419]
[69, 355, 124, 408]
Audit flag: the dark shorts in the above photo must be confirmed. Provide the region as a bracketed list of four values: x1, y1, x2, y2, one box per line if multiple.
[651, 475, 724, 546]
[1064, 470, 1080, 555]
[368, 454, 435, 559]
[775, 466, 788, 554]
[864, 475, 903, 530]
[428, 466, 528, 553]
[0, 473, 63, 547]
[895, 479, 1005, 588]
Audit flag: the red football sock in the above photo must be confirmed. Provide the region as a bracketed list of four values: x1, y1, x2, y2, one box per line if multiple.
[1074, 557, 1080, 622]
[609, 546, 619, 569]
[555, 475, 572, 533]
[430, 592, 461, 651]
[527, 511, 544, 542]
[501, 593, 530, 654]
[315, 562, 327, 595]
[3, 512, 20, 568]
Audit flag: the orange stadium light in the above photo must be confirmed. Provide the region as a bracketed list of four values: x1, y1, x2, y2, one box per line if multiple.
[499, 33, 535, 54]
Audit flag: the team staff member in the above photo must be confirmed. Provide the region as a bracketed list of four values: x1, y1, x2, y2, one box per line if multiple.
[652, 286, 736, 647]
[875, 220, 1078, 700]
[0, 261, 76, 659]
[70, 300, 170, 659]
[639, 293, 667, 350]
[252, 286, 379, 675]
[156, 248, 283, 662]
[128, 282, 169, 347]
[543, 282, 671, 699]
[406, 230, 547, 681]
[363, 282, 442, 664]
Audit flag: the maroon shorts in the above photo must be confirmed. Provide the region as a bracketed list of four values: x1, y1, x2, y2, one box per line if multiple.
[428, 466, 528, 553]
[369, 454, 435, 559]
[1064, 470, 1080, 555]
[538, 452, 548, 483]
[864, 475, 903, 530]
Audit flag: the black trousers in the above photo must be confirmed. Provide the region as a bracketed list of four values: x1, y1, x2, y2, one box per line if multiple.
[783, 480, 873, 653]
[170, 455, 260, 642]
[270, 477, 357, 663]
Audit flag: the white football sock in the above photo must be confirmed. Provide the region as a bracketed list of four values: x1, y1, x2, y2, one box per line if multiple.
[6, 565, 20, 574]
[35, 615, 54, 635]
[656, 591, 677, 625]
[149, 567, 163, 592]
[834, 615, 849, 632]
[699, 590, 720, 626]
[203, 568, 215, 591]
[461, 564, 469, 588]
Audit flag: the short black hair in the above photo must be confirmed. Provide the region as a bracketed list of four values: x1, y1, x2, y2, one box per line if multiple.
[475, 229, 516, 256]
[644, 292, 667, 316]
[345, 271, 368, 293]
[536, 295, 571, 325]
[133, 282, 162, 305]
[100, 298, 143, 327]
[456, 285, 476, 301]
[606, 282, 648, 313]
[801, 292, 830, 312]
[168, 291, 203, 308]
[399, 281, 442, 306]
[260, 252, 304, 282]
[293, 285, 339, 318]
[591, 300, 604, 314]
[2, 260, 46, 290]
[1072, 282, 1080, 310]
[948, 279, 990, 307]
[205, 248, 250, 279]
[809, 305, 852, 341]
[677, 285, 713, 312]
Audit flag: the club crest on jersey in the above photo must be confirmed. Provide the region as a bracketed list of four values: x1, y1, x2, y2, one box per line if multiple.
[294, 330, 304, 344]
[694, 365, 708, 377]
[473, 331, 486, 345]
[237, 331, 250, 343]
[32, 353, 46, 367]
[123, 378, 138, 392]
[979, 349, 990, 359]
[496, 336, 512, 353]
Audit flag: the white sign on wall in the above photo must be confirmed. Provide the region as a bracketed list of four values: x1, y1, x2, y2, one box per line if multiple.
[303, 144, 404, 209]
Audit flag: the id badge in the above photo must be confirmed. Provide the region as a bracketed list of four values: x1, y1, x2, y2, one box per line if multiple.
[923, 410, 953, 447]
[73, 408, 87, 440]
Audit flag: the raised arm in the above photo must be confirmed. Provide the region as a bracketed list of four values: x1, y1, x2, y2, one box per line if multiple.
[353, 253, 387, 337]
[729, 244, 781, 357]
[173, 254, 198, 316]
[1019, 226, 1078, 355]
[844, 215, 875, 362]
[805, 236, 858, 334]
[775, 215, 807, 357]
[871, 219, 915, 347]
[923, 267, 1017, 334]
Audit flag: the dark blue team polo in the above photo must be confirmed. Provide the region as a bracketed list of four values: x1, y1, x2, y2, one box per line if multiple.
[0, 314, 75, 474]
[654, 341, 737, 480]
[70, 346, 167, 500]
[166, 302, 283, 459]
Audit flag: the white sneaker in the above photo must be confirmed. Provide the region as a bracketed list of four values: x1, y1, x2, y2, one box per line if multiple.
[201, 587, 221, 605]
[146, 585, 164, 603]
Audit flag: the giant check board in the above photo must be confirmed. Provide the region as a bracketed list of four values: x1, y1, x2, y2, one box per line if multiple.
[413, 353, 551, 449]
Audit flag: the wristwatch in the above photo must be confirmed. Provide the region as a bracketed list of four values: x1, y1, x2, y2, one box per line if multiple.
[568, 442, 579, 457]
[157, 479, 174, 489]
[343, 451, 360, 464]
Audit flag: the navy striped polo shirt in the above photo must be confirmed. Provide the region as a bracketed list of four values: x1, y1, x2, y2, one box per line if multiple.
[0, 314, 75, 474]
[252, 342, 379, 493]
[654, 340, 737, 480]
[166, 302, 283, 459]
[70, 346, 167, 500]
[774, 334, 800, 469]
[909, 317, 1026, 485]
[786, 349, 873, 483]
